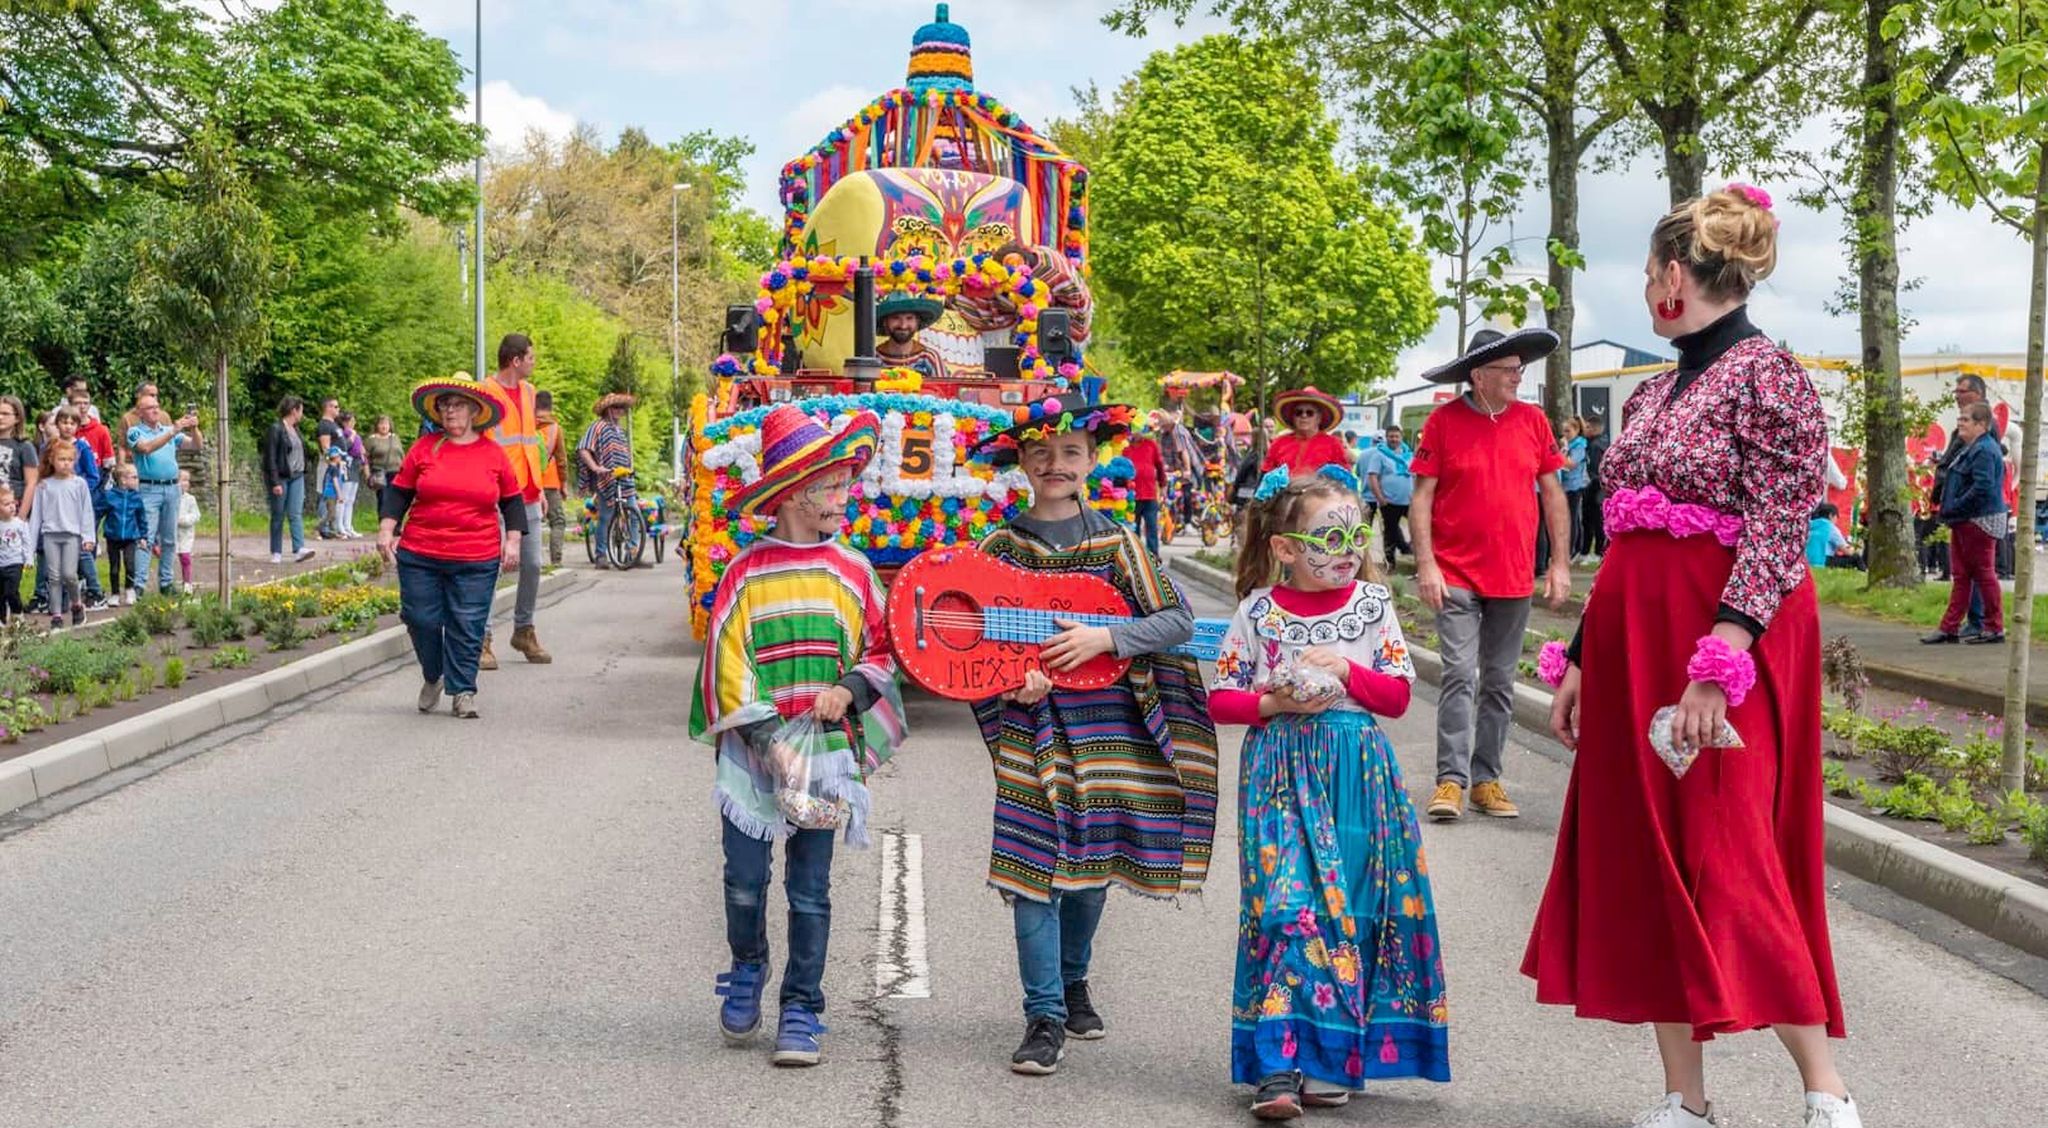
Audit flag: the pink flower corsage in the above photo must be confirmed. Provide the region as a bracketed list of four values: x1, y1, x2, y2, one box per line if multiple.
[1685, 635, 1757, 707]
[1725, 181, 1773, 211]
[1537, 641, 1571, 687]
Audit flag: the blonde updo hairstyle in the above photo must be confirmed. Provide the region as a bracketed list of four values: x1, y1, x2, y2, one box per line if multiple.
[1650, 186, 1778, 302]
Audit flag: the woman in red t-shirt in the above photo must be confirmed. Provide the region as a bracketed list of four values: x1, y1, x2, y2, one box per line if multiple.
[1125, 422, 1169, 555]
[1261, 386, 1349, 477]
[378, 378, 528, 720]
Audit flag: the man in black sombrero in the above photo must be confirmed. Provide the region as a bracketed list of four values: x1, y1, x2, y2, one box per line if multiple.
[1410, 327, 1573, 823]
[875, 292, 952, 381]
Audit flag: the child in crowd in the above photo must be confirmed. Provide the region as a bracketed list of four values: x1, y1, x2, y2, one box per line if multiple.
[34, 407, 107, 613]
[29, 443, 96, 629]
[1807, 502, 1855, 570]
[0, 488, 28, 621]
[176, 468, 200, 593]
[101, 463, 149, 604]
[688, 404, 905, 1069]
[335, 412, 365, 539]
[965, 392, 1219, 1076]
[1211, 466, 1449, 1120]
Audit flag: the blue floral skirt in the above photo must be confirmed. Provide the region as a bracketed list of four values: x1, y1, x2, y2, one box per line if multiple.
[1232, 710, 1451, 1087]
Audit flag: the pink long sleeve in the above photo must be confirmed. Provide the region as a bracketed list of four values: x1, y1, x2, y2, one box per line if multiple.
[1347, 661, 1411, 718]
[1209, 687, 1264, 726]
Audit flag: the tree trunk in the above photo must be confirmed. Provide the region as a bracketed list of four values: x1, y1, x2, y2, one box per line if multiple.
[1543, 101, 1580, 430]
[2000, 144, 2048, 795]
[1656, 102, 1708, 205]
[1855, 3, 1918, 588]
[215, 351, 232, 607]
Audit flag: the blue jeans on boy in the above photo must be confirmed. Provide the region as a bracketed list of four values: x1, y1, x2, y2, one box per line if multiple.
[395, 548, 499, 695]
[722, 815, 835, 1013]
[269, 476, 306, 555]
[1012, 887, 1107, 1021]
[139, 481, 179, 592]
[1134, 498, 1160, 556]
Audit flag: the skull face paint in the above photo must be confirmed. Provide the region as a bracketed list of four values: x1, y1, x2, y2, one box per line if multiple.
[1286, 496, 1365, 591]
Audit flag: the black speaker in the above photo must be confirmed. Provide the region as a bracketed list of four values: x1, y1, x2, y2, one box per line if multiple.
[983, 345, 1021, 380]
[722, 306, 764, 354]
[1038, 308, 1074, 368]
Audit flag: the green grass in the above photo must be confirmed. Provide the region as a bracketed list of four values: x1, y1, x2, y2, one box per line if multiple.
[1809, 569, 2048, 632]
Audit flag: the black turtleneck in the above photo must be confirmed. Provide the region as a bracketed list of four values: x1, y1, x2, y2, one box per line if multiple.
[1668, 305, 1762, 403]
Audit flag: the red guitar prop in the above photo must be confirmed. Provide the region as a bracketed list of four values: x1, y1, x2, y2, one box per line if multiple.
[885, 546, 1227, 701]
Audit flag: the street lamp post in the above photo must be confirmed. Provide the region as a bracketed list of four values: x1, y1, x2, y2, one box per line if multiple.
[671, 179, 689, 483]
[471, 0, 485, 381]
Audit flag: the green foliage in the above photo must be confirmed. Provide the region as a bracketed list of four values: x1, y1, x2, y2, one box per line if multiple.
[98, 613, 151, 647]
[162, 657, 186, 688]
[0, 693, 51, 741]
[1870, 771, 1941, 819]
[1082, 36, 1435, 399]
[262, 614, 309, 651]
[185, 602, 247, 648]
[12, 635, 142, 695]
[130, 595, 182, 636]
[211, 645, 254, 670]
[1864, 720, 1954, 782]
[1821, 759, 1858, 798]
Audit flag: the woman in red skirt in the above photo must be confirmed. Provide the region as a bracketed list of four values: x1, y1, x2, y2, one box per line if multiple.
[1525, 185, 1859, 1128]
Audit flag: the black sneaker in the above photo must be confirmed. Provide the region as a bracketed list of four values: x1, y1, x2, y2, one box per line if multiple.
[1009, 1015, 1065, 1075]
[1062, 979, 1105, 1040]
[1965, 632, 2006, 645]
[70, 604, 83, 626]
[84, 596, 111, 611]
[1251, 1072, 1303, 1121]
[1920, 631, 1961, 644]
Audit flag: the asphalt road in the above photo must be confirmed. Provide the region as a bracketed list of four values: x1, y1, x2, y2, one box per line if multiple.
[1, 558, 2045, 1128]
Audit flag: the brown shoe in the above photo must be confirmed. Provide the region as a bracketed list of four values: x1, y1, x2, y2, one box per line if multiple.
[1469, 780, 1521, 818]
[478, 631, 499, 671]
[510, 625, 553, 664]
[1426, 781, 1464, 821]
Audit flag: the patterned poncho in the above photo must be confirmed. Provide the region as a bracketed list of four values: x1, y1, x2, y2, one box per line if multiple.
[971, 514, 1219, 902]
[689, 536, 906, 844]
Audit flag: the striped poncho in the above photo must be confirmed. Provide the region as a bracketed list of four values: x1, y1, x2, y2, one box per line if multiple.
[689, 536, 905, 843]
[971, 516, 1219, 902]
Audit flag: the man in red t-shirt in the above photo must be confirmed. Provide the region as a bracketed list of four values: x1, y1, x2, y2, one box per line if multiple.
[1410, 327, 1572, 822]
[1125, 428, 1169, 556]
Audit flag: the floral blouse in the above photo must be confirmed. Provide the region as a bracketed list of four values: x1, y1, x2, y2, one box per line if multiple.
[1213, 582, 1416, 712]
[1604, 334, 1827, 629]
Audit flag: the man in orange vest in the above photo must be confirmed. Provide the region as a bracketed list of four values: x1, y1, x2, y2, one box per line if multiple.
[535, 389, 569, 567]
[478, 333, 552, 666]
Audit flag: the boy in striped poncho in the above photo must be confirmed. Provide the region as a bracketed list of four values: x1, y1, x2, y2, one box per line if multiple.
[967, 391, 1220, 1077]
[689, 404, 906, 1069]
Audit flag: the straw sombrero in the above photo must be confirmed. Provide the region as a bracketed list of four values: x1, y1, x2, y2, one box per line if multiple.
[1420, 327, 1560, 385]
[730, 405, 881, 518]
[1271, 386, 1340, 431]
[972, 391, 1135, 468]
[594, 392, 637, 415]
[409, 376, 502, 431]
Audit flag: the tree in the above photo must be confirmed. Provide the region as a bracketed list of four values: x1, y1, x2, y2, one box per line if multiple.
[1109, 0, 1631, 428]
[1919, 0, 2048, 794]
[1087, 36, 1435, 431]
[131, 130, 275, 606]
[1791, 2, 1974, 589]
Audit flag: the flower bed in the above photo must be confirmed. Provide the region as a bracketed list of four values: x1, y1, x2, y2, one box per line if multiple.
[0, 555, 402, 759]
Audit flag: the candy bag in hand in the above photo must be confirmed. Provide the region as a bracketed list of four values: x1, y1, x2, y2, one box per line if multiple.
[1647, 705, 1744, 779]
[765, 713, 848, 831]
[1261, 647, 1344, 705]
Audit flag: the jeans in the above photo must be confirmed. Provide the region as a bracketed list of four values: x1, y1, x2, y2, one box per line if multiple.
[1565, 489, 1584, 558]
[1134, 498, 1161, 556]
[722, 814, 836, 1012]
[1012, 887, 1108, 1021]
[40, 532, 79, 615]
[1434, 586, 1531, 787]
[269, 476, 306, 555]
[107, 538, 142, 593]
[543, 487, 567, 565]
[1941, 521, 2004, 636]
[1378, 502, 1410, 567]
[396, 548, 500, 696]
[514, 499, 541, 626]
[139, 482, 179, 592]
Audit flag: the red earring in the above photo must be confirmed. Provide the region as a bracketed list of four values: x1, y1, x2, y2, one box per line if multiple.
[1656, 297, 1685, 320]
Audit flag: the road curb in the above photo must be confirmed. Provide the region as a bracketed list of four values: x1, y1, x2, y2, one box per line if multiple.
[0, 572, 571, 819]
[1167, 553, 2048, 963]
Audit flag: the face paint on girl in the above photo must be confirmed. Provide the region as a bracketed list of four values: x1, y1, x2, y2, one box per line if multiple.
[1286, 497, 1365, 590]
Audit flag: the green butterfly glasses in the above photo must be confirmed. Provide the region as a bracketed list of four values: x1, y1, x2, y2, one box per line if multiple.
[1283, 523, 1375, 555]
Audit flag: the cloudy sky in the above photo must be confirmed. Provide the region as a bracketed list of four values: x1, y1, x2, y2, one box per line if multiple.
[400, 0, 2036, 382]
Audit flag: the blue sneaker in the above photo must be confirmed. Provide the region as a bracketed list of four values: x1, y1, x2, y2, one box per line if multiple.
[771, 1006, 826, 1067]
[714, 960, 767, 1043]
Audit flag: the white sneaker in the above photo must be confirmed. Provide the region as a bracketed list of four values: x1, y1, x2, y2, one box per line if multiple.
[1632, 1093, 1715, 1128]
[1804, 1093, 1861, 1128]
[270, 553, 282, 564]
[182, 582, 194, 595]
[122, 590, 136, 606]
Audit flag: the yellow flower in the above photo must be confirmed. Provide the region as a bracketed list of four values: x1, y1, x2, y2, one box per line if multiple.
[1259, 844, 1278, 876]
[1260, 986, 1292, 1017]
[1331, 946, 1360, 986]
[1323, 885, 1347, 918]
[1303, 937, 1330, 968]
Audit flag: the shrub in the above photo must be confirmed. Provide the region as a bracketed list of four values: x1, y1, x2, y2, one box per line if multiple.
[0, 693, 50, 740]
[112, 672, 135, 702]
[163, 657, 186, 688]
[1869, 772, 1940, 820]
[1864, 723, 1951, 783]
[2019, 798, 2048, 863]
[130, 595, 181, 636]
[264, 617, 309, 651]
[1820, 636, 1869, 713]
[210, 645, 253, 669]
[1932, 777, 1982, 833]
[186, 603, 246, 648]
[12, 636, 141, 696]
[1821, 760, 1857, 799]
[135, 660, 158, 692]
[99, 613, 150, 646]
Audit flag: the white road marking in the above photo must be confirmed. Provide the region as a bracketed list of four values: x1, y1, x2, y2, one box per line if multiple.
[875, 830, 932, 999]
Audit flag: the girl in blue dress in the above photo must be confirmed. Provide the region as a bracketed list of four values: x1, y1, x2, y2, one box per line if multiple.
[1209, 466, 1450, 1120]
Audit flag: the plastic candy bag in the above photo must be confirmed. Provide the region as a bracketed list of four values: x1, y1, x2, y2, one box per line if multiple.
[1647, 705, 1745, 779]
[1260, 648, 1345, 704]
[765, 713, 849, 831]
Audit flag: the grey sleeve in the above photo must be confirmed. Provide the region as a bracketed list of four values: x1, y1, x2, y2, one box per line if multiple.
[837, 672, 881, 713]
[1108, 603, 1195, 659]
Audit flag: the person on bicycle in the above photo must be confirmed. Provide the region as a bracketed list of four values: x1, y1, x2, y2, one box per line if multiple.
[577, 393, 638, 569]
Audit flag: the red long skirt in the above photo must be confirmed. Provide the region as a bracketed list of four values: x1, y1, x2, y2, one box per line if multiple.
[1521, 529, 1845, 1041]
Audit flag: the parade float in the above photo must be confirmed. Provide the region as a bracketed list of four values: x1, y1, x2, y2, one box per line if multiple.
[682, 4, 1130, 635]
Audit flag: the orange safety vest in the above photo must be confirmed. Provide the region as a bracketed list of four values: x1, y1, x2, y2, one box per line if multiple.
[480, 376, 544, 500]
[536, 418, 564, 490]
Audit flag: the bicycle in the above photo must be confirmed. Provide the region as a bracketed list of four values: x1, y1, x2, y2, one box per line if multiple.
[594, 467, 648, 569]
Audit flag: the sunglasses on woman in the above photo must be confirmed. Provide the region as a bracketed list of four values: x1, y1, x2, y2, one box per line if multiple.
[1283, 523, 1375, 555]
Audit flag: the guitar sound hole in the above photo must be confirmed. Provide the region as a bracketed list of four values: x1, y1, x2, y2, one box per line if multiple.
[928, 591, 983, 650]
